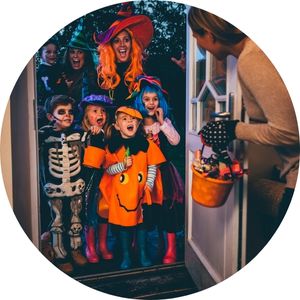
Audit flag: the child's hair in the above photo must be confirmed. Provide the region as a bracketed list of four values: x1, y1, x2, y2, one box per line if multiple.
[38, 38, 59, 56]
[44, 94, 75, 114]
[97, 29, 143, 93]
[133, 84, 169, 119]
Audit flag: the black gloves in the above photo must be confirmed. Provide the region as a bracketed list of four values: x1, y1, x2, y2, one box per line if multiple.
[200, 120, 239, 148]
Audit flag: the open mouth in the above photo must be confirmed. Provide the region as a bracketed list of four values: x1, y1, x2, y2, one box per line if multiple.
[119, 48, 127, 58]
[127, 124, 134, 131]
[71, 59, 81, 69]
[97, 117, 103, 125]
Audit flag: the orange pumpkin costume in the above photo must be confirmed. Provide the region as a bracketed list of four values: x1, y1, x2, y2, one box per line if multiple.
[98, 139, 165, 227]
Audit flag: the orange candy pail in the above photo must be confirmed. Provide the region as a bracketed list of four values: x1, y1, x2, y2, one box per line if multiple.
[191, 166, 234, 207]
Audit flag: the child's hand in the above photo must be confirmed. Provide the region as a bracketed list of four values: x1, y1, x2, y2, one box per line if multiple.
[65, 79, 73, 88]
[124, 156, 133, 169]
[155, 107, 164, 125]
[90, 125, 101, 135]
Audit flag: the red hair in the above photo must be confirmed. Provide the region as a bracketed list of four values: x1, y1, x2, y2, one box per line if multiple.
[97, 30, 144, 93]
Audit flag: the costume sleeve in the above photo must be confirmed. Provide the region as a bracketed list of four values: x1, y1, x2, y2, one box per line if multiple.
[147, 140, 166, 165]
[106, 162, 126, 175]
[83, 146, 105, 169]
[146, 165, 157, 190]
[160, 118, 180, 145]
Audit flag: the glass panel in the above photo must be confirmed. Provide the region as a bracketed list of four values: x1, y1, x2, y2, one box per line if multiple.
[195, 47, 206, 96]
[210, 58, 226, 95]
[200, 88, 216, 124]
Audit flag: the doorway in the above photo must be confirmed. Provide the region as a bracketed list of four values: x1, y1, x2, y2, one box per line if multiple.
[34, 0, 189, 290]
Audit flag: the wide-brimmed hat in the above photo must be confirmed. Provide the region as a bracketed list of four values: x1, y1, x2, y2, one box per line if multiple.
[127, 75, 168, 100]
[94, 14, 153, 50]
[78, 94, 114, 113]
[115, 106, 143, 120]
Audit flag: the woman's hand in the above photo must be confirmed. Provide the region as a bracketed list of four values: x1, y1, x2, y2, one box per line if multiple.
[171, 51, 186, 72]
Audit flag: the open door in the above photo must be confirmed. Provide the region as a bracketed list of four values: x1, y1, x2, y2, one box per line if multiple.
[184, 8, 247, 289]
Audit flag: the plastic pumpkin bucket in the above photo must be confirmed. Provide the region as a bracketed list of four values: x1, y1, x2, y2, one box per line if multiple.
[191, 165, 234, 207]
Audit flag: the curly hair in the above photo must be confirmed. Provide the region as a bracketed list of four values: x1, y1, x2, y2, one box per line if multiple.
[97, 29, 144, 93]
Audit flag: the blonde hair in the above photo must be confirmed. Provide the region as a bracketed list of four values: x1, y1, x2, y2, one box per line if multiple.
[188, 7, 246, 45]
[97, 29, 144, 93]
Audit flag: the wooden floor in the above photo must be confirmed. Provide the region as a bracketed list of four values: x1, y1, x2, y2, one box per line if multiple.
[75, 262, 199, 299]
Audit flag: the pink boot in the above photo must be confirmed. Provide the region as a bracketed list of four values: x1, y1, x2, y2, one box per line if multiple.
[162, 232, 177, 264]
[98, 223, 113, 260]
[85, 226, 99, 263]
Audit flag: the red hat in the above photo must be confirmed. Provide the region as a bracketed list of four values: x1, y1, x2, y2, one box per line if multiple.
[94, 14, 153, 50]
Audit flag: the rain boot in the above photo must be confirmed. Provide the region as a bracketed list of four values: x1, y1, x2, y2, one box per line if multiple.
[119, 229, 132, 270]
[162, 232, 177, 264]
[98, 223, 113, 260]
[84, 226, 99, 263]
[137, 227, 152, 267]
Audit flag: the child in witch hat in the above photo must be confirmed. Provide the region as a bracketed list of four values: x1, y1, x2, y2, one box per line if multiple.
[94, 3, 154, 107]
[78, 94, 115, 263]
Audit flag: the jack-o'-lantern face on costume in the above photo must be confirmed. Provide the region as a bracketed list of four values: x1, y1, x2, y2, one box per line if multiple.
[116, 167, 146, 212]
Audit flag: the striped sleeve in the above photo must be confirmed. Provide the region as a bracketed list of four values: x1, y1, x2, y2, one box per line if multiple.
[106, 162, 126, 175]
[146, 165, 157, 190]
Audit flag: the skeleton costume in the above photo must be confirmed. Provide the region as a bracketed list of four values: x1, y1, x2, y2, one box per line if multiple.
[39, 124, 88, 260]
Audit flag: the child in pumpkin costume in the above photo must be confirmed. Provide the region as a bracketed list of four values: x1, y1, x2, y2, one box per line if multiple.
[84, 106, 165, 269]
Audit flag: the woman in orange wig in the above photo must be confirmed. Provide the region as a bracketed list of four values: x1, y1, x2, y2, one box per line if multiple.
[94, 4, 153, 107]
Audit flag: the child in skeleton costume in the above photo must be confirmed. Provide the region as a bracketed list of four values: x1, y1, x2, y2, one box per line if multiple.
[132, 75, 185, 264]
[77, 94, 114, 263]
[39, 95, 88, 273]
[84, 106, 166, 270]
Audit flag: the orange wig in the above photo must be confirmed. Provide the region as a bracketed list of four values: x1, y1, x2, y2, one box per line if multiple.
[97, 30, 144, 93]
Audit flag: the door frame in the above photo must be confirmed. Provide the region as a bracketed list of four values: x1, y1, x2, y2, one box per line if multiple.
[184, 9, 247, 289]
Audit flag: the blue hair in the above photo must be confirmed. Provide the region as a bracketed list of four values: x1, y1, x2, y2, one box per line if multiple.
[133, 85, 169, 119]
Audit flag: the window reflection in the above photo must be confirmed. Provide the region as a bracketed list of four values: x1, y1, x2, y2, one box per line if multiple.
[201, 88, 216, 124]
[196, 47, 206, 96]
[192, 102, 197, 132]
[211, 58, 226, 95]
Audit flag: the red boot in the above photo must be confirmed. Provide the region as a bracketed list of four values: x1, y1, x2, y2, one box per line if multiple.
[98, 223, 113, 260]
[85, 226, 99, 263]
[162, 232, 177, 264]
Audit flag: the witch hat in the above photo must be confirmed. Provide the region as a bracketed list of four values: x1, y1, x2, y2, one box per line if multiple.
[68, 18, 91, 50]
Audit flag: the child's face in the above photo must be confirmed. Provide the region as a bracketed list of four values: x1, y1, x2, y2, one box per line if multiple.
[85, 105, 107, 128]
[115, 112, 140, 139]
[142, 92, 159, 116]
[69, 48, 85, 70]
[47, 103, 74, 131]
[41, 43, 58, 65]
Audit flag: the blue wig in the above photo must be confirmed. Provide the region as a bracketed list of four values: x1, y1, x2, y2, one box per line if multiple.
[133, 84, 169, 119]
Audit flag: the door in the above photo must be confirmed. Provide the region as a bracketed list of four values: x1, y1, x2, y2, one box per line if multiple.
[184, 10, 247, 289]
